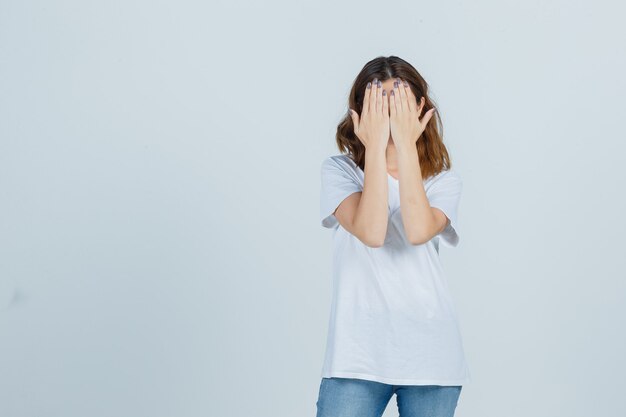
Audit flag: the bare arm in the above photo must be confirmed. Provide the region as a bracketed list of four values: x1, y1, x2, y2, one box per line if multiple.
[395, 145, 449, 245]
[334, 147, 389, 247]
[334, 78, 391, 247]
[390, 78, 447, 245]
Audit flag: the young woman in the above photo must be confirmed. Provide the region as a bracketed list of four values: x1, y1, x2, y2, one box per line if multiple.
[316, 56, 471, 417]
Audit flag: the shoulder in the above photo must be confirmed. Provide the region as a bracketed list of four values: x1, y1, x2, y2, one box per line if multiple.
[430, 168, 461, 181]
[320, 153, 358, 172]
[440, 168, 462, 183]
[426, 168, 463, 191]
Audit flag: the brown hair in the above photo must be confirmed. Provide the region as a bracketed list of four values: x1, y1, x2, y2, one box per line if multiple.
[335, 55, 452, 180]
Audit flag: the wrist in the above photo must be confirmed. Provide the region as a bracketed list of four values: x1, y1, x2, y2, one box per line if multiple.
[365, 144, 387, 160]
[365, 138, 389, 154]
[395, 142, 417, 155]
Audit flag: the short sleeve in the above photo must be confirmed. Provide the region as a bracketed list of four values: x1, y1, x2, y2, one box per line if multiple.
[427, 170, 463, 247]
[320, 156, 363, 228]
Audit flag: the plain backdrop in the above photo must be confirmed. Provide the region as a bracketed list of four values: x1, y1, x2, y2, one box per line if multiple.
[1, 0, 625, 416]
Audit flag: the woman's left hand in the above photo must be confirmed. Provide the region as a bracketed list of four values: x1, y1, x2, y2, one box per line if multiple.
[389, 78, 436, 150]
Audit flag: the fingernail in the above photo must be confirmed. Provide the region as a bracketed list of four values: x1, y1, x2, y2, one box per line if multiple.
[367, 82, 371, 89]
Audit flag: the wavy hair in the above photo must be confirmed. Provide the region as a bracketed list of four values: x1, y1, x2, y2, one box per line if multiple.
[335, 55, 452, 180]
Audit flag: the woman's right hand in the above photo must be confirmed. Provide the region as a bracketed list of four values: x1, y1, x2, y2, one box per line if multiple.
[349, 78, 390, 152]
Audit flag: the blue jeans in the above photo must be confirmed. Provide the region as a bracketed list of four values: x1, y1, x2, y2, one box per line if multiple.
[315, 377, 462, 417]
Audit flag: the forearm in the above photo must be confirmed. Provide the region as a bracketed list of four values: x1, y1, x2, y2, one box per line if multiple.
[396, 145, 436, 244]
[353, 146, 389, 246]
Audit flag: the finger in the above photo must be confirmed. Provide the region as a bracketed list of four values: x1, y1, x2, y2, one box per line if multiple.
[362, 81, 372, 116]
[382, 88, 388, 117]
[390, 88, 397, 117]
[420, 108, 436, 129]
[376, 79, 383, 114]
[399, 78, 409, 112]
[392, 79, 401, 114]
[370, 78, 379, 114]
[393, 78, 404, 112]
[404, 82, 417, 113]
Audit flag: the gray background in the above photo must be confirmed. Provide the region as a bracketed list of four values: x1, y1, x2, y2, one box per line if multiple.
[1, 0, 625, 416]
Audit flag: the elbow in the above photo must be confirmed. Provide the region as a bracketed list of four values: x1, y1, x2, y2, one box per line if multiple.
[353, 217, 387, 248]
[360, 233, 386, 248]
[406, 220, 439, 246]
[365, 238, 386, 248]
[406, 230, 432, 246]
[407, 236, 428, 246]
[357, 228, 386, 248]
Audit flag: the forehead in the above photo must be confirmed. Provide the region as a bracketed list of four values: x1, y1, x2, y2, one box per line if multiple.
[380, 78, 399, 91]
[360, 77, 405, 98]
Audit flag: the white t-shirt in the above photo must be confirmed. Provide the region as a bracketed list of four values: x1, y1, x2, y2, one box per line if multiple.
[319, 153, 471, 386]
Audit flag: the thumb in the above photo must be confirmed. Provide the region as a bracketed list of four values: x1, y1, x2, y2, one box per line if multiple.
[420, 108, 436, 129]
